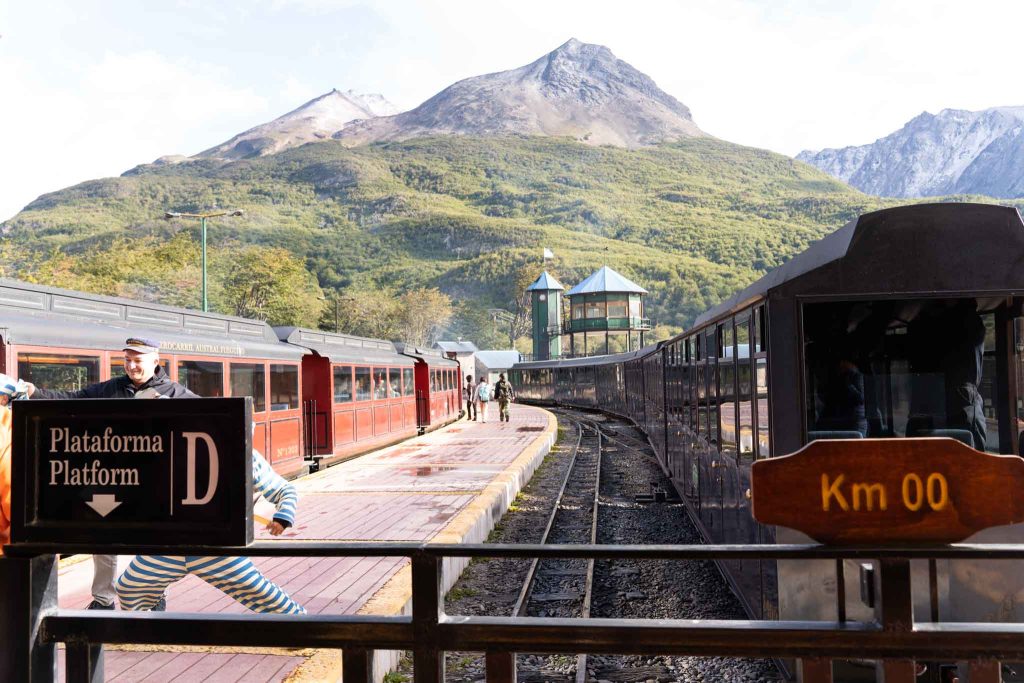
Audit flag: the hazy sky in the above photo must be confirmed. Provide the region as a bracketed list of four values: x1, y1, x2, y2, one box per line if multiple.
[2, 0, 1022, 221]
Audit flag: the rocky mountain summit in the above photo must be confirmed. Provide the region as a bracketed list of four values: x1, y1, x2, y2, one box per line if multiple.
[798, 106, 1024, 198]
[199, 89, 399, 160]
[334, 38, 704, 148]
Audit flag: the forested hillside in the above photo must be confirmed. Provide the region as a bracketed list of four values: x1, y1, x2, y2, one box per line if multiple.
[3, 135, 892, 339]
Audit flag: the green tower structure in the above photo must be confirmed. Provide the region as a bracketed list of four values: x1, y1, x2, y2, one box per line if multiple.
[564, 266, 650, 357]
[527, 271, 564, 360]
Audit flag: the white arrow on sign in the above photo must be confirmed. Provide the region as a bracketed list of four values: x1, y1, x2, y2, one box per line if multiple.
[85, 494, 122, 518]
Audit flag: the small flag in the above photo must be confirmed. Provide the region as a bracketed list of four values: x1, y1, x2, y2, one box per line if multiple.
[543, 248, 554, 260]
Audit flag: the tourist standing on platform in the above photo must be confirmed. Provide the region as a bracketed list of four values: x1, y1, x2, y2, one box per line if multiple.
[493, 373, 515, 423]
[464, 375, 477, 421]
[115, 448, 306, 615]
[476, 377, 492, 423]
[12, 337, 195, 610]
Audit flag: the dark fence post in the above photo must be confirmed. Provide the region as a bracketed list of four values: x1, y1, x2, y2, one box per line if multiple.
[0, 555, 57, 682]
[411, 549, 444, 683]
[875, 559, 915, 683]
[485, 651, 516, 683]
[342, 648, 373, 683]
[66, 640, 104, 683]
[796, 657, 832, 683]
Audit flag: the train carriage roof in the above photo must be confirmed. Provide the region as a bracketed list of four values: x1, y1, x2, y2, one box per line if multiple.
[0, 278, 304, 360]
[512, 344, 658, 372]
[394, 343, 460, 367]
[274, 327, 414, 366]
[693, 203, 1024, 328]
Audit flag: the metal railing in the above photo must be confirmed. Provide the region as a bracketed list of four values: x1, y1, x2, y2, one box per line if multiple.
[6, 542, 1024, 683]
[563, 317, 652, 333]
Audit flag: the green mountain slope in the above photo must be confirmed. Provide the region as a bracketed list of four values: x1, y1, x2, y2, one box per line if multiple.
[3, 135, 890, 330]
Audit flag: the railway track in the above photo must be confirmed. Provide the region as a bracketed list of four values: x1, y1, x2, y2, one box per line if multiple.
[514, 417, 601, 683]
[398, 408, 779, 682]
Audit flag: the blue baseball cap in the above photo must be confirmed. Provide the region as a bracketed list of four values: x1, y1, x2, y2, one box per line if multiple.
[123, 337, 160, 354]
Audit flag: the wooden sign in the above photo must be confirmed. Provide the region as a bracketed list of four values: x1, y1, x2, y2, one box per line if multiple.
[751, 438, 1024, 545]
[11, 398, 253, 547]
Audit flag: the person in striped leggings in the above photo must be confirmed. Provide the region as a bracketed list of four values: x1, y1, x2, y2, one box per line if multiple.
[115, 449, 306, 615]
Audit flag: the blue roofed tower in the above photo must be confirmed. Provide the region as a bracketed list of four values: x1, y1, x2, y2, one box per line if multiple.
[527, 271, 564, 360]
[565, 266, 649, 356]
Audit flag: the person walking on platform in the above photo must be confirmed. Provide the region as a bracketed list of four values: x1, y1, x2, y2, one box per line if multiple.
[494, 373, 515, 423]
[464, 375, 477, 421]
[115, 447, 306, 615]
[7, 337, 195, 610]
[476, 377, 492, 423]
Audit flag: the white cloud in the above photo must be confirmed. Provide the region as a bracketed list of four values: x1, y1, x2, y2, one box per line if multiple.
[0, 50, 267, 220]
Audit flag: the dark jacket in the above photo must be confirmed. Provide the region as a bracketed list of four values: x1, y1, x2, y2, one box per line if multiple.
[31, 365, 197, 399]
[493, 379, 515, 402]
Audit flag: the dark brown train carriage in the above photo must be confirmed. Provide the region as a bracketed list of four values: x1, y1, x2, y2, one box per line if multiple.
[274, 328, 418, 470]
[395, 344, 462, 430]
[670, 203, 1024, 633]
[0, 278, 308, 477]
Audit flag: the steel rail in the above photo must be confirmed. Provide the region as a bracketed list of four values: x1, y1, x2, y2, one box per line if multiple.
[511, 419, 584, 616]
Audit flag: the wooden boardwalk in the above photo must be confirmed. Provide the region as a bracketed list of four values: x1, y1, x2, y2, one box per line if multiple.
[55, 404, 556, 682]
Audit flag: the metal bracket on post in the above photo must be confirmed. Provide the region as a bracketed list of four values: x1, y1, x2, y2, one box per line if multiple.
[411, 550, 444, 683]
[0, 555, 58, 683]
[875, 559, 915, 683]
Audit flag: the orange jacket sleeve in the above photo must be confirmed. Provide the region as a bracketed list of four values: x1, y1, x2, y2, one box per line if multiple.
[0, 406, 12, 553]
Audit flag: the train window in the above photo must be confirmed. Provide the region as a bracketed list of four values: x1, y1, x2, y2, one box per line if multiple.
[429, 370, 436, 393]
[389, 368, 401, 398]
[754, 305, 767, 353]
[231, 363, 267, 413]
[333, 366, 353, 403]
[269, 364, 298, 411]
[374, 368, 388, 400]
[803, 298, 1008, 453]
[355, 367, 371, 401]
[737, 317, 754, 459]
[756, 357, 769, 457]
[177, 360, 224, 397]
[403, 368, 414, 396]
[19, 353, 99, 392]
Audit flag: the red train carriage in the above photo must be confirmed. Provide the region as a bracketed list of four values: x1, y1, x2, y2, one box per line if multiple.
[0, 278, 309, 477]
[274, 327, 419, 470]
[395, 344, 462, 429]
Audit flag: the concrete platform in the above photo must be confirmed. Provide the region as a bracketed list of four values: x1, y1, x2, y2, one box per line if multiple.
[55, 404, 557, 682]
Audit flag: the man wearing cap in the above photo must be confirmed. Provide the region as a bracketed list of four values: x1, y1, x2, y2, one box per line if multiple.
[22, 337, 194, 400]
[16, 337, 195, 610]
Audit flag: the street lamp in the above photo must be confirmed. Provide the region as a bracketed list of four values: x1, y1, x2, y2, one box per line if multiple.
[163, 209, 244, 312]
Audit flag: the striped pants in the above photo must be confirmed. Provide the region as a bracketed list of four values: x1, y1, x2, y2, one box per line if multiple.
[116, 555, 306, 614]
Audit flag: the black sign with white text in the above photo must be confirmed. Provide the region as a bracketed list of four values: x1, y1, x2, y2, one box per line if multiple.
[11, 398, 253, 546]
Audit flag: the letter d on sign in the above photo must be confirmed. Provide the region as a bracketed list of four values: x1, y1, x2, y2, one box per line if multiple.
[181, 432, 219, 505]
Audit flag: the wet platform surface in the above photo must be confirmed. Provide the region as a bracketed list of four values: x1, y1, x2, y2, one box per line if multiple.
[55, 404, 555, 682]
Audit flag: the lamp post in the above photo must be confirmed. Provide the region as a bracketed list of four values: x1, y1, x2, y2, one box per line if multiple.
[163, 209, 244, 312]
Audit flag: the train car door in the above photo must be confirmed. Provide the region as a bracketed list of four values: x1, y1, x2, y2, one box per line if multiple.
[0, 328, 7, 374]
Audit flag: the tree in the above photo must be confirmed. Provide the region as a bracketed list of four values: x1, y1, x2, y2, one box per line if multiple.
[320, 286, 401, 339]
[498, 260, 549, 348]
[396, 287, 453, 346]
[217, 246, 325, 326]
